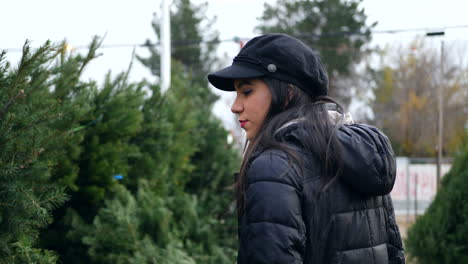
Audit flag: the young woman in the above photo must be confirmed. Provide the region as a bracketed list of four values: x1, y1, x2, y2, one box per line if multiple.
[208, 34, 405, 264]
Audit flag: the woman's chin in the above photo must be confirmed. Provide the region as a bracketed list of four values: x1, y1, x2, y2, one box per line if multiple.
[246, 133, 256, 141]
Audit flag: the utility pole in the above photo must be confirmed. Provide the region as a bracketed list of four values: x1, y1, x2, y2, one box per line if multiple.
[437, 40, 444, 190]
[426, 31, 445, 191]
[161, 0, 171, 93]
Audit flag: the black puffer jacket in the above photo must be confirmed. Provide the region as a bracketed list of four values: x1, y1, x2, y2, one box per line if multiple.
[237, 123, 405, 264]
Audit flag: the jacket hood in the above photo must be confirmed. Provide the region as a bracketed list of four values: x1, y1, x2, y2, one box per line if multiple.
[276, 121, 396, 196]
[336, 124, 396, 195]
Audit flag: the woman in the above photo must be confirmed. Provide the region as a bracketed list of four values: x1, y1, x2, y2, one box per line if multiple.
[208, 34, 405, 264]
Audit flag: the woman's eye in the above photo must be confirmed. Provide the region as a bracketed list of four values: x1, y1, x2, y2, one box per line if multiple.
[243, 89, 252, 96]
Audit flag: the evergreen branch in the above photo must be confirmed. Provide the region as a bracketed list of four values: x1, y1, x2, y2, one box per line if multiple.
[0, 112, 18, 143]
[12, 126, 70, 172]
[10, 41, 53, 93]
[0, 89, 25, 122]
[19, 187, 41, 210]
[77, 36, 104, 76]
[18, 148, 45, 169]
[9, 41, 32, 92]
[38, 191, 68, 210]
[2, 129, 62, 174]
[0, 112, 63, 149]
[119, 47, 135, 90]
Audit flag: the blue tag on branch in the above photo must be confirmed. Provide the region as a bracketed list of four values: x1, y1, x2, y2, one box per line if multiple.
[113, 174, 124, 180]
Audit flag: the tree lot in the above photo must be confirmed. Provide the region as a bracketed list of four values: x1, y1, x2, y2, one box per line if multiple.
[1, 0, 467, 263]
[0, 36, 239, 263]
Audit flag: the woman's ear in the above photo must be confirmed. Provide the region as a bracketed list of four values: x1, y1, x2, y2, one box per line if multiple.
[284, 84, 294, 108]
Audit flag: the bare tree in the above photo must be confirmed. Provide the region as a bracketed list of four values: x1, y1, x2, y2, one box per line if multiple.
[371, 38, 468, 157]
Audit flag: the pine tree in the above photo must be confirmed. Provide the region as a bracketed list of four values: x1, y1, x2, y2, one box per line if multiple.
[79, 183, 198, 264]
[405, 134, 468, 263]
[138, 0, 219, 89]
[76, 62, 240, 263]
[40, 70, 148, 264]
[135, 2, 241, 260]
[257, 0, 375, 105]
[33, 2, 240, 261]
[39, 55, 239, 262]
[0, 40, 95, 262]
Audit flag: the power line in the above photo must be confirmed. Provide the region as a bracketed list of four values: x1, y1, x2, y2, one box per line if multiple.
[373, 24, 468, 34]
[3, 24, 468, 52]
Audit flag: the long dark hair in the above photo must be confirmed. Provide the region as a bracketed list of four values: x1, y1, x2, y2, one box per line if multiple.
[235, 77, 344, 215]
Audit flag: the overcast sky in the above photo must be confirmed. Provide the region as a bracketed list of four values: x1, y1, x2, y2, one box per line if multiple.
[2, 0, 468, 127]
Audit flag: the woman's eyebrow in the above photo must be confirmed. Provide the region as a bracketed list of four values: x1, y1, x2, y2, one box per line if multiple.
[235, 80, 253, 90]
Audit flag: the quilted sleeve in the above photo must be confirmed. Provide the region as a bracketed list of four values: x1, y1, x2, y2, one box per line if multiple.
[384, 196, 406, 264]
[243, 151, 306, 264]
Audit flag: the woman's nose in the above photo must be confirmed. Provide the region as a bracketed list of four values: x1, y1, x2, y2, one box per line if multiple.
[231, 96, 243, 114]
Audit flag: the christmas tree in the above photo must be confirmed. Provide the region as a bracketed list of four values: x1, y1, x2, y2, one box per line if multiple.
[405, 134, 468, 263]
[39, 53, 149, 263]
[72, 61, 239, 263]
[37, 37, 239, 264]
[0, 38, 100, 262]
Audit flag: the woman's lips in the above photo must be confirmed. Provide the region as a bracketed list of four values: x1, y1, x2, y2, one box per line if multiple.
[239, 120, 248, 128]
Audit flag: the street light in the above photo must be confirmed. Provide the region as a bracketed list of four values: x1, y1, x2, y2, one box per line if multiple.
[425, 30, 445, 191]
[426, 31, 445, 37]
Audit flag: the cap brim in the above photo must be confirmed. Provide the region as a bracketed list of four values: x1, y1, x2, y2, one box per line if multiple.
[208, 64, 264, 91]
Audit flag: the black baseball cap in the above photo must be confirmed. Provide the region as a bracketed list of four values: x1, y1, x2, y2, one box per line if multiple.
[207, 33, 329, 98]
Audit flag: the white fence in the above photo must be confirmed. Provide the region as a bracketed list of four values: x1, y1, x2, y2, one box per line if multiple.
[391, 157, 452, 217]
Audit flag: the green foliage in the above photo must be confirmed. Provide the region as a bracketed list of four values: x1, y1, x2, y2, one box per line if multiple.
[4, 240, 58, 264]
[138, 0, 219, 87]
[127, 65, 199, 195]
[80, 179, 236, 263]
[3, 2, 240, 262]
[78, 183, 203, 264]
[134, 5, 240, 260]
[405, 137, 468, 263]
[0, 39, 97, 262]
[44, 39, 102, 193]
[374, 66, 394, 105]
[39, 48, 239, 264]
[71, 72, 145, 217]
[73, 62, 240, 263]
[257, 0, 375, 103]
[42, 70, 149, 264]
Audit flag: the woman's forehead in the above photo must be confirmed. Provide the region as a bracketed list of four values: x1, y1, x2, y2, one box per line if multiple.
[234, 78, 263, 89]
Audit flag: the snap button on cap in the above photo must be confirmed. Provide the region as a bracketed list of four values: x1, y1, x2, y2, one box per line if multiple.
[267, 64, 277, 73]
